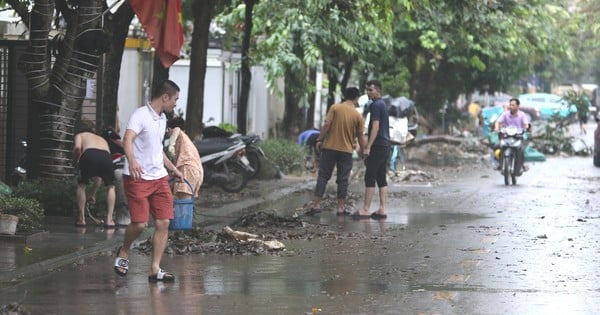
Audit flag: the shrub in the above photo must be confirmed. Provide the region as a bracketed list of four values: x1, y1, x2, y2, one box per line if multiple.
[218, 123, 237, 134]
[12, 178, 78, 216]
[0, 195, 44, 232]
[12, 178, 112, 218]
[259, 139, 305, 175]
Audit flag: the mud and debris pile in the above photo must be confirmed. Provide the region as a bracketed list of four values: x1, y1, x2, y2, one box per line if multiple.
[231, 210, 303, 229]
[137, 210, 355, 256]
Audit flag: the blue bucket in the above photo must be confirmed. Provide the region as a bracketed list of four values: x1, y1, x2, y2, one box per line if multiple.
[169, 179, 194, 230]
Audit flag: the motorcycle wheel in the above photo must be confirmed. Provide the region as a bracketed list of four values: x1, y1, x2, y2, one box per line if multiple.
[246, 149, 262, 179]
[503, 156, 511, 186]
[511, 166, 517, 185]
[220, 161, 249, 193]
[511, 154, 518, 185]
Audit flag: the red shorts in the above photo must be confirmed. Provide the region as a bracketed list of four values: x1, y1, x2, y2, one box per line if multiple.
[123, 176, 174, 223]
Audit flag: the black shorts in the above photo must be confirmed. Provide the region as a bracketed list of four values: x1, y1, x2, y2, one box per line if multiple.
[78, 148, 115, 186]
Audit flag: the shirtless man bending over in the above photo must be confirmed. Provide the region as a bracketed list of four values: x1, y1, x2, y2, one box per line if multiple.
[73, 119, 116, 228]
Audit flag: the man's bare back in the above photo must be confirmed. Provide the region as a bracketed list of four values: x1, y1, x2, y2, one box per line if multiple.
[73, 132, 110, 164]
[75, 132, 109, 153]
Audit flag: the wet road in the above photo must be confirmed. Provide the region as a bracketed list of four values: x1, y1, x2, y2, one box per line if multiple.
[2, 143, 600, 314]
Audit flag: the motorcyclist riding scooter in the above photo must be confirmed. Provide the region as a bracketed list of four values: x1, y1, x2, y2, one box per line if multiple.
[494, 98, 531, 175]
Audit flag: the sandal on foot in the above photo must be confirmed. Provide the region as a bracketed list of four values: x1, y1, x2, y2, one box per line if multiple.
[148, 269, 175, 282]
[370, 212, 388, 219]
[336, 209, 351, 216]
[113, 246, 129, 277]
[305, 207, 322, 216]
[350, 211, 371, 219]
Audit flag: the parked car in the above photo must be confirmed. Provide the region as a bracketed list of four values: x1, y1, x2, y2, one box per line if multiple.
[519, 93, 576, 120]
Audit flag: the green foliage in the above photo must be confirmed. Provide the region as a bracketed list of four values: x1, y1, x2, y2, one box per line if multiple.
[562, 90, 589, 117]
[218, 123, 237, 134]
[216, 0, 600, 134]
[0, 195, 44, 233]
[258, 139, 305, 175]
[12, 178, 78, 217]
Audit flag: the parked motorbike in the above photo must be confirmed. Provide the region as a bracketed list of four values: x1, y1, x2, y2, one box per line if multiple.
[10, 140, 27, 187]
[101, 127, 125, 168]
[100, 127, 131, 226]
[498, 126, 525, 185]
[236, 134, 265, 178]
[194, 137, 252, 193]
[202, 126, 265, 179]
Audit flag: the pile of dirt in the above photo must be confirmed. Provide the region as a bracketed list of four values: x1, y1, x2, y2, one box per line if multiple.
[137, 211, 357, 256]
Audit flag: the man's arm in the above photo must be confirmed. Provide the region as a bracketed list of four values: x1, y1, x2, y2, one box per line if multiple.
[355, 125, 367, 159]
[364, 120, 379, 157]
[163, 152, 184, 181]
[316, 118, 332, 150]
[123, 129, 143, 179]
[72, 134, 82, 166]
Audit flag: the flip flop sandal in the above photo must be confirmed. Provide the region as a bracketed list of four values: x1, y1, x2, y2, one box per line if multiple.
[304, 208, 322, 216]
[336, 210, 351, 216]
[113, 246, 129, 277]
[350, 211, 371, 219]
[148, 269, 175, 282]
[370, 212, 388, 219]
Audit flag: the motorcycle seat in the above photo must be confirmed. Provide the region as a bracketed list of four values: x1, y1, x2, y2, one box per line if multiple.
[194, 138, 240, 155]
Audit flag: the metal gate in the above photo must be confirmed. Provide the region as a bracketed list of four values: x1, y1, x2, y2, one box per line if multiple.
[0, 40, 29, 184]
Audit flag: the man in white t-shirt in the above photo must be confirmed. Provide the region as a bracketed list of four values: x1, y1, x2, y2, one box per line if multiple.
[113, 80, 184, 282]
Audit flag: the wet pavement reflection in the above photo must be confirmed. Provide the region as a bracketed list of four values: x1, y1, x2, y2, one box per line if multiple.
[2, 154, 600, 314]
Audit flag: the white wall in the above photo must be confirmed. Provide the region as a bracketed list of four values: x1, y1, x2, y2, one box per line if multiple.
[248, 67, 268, 138]
[117, 49, 142, 137]
[117, 46, 283, 139]
[169, 59, 190, 119]
[202, 49, 226, 126]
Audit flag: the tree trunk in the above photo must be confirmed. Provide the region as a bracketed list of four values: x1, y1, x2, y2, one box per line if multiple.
[153, 55, 169, 91]
[340, 61, 352, 91]
[237, 0, 258, 135]
[327, 74, 338, 112]
[100, 2, 134, 132]
[12, 0, 105, 180]
[282, 68, 305, 139]
[186, 0, 217, 140]
[305, 67, 315, 130]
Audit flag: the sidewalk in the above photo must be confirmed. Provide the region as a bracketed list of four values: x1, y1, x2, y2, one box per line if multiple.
[0, 176, 314, 283]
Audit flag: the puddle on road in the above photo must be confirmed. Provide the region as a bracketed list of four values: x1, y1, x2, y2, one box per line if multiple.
[304, 211, 488, 228]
